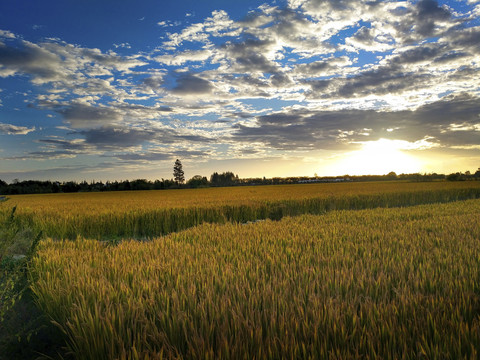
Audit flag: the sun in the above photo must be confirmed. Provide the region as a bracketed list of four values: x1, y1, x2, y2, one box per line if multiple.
[329, 139, 422, 176]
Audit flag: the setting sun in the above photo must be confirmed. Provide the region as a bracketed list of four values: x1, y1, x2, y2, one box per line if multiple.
[330, 139, 422, 176]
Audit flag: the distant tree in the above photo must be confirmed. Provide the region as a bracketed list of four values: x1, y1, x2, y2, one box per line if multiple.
[62, 181, 80, 193]
[0, 179, 7, 194]
[173, 159, 185, 184]
[121, 180, 131, 191]
[386, 171, 397, 180]
[79, 181, 90, 192]
[52, 181, 61, 193]
[187, 175, 209, 188]
[210, 171, 238, 186]
[446, 172, 463, 181]
[131, 179, 151, 191]
[153, 179, 165, 190]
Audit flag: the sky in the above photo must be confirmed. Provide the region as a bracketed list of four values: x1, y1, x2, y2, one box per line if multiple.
[0, 0, 479, 182]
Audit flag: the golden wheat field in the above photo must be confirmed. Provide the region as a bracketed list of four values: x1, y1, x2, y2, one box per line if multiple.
[2, 181, 480, 359]
[31, 198, 480, 359]
[1, 181, 480, 239]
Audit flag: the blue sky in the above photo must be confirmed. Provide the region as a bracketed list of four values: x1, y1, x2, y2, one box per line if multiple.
[1, 0, 479, 182]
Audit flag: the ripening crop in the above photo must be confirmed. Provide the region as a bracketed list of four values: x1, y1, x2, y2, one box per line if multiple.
[31, 199, 480, 359]
[2, 181, 480, 240]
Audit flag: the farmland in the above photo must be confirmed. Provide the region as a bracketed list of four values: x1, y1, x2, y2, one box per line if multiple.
[1, 181, 480, 359]
[1, 181, 480, 240]
[31, 199, 480, 359]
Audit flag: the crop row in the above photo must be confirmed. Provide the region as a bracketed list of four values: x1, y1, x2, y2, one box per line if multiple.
[31, 199, 480, 359]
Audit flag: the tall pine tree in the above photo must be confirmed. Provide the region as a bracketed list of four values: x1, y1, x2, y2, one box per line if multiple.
[173, 159, 185, 184]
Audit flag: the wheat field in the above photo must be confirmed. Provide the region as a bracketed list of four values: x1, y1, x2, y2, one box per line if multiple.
[2, 181, 480, 240]
[31, 198, 480, 359]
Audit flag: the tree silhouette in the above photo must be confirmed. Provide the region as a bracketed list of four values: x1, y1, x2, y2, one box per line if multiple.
[210, 171, 238, 186]
[173, 159, 185, 184]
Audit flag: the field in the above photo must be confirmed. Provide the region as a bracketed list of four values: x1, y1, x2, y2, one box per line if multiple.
[2, 181, 480, 359]
[31, 199, 480, 359]
[1, 181, 480, 240]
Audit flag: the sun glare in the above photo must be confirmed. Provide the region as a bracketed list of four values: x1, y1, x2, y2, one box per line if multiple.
[330, 139, 422, 176]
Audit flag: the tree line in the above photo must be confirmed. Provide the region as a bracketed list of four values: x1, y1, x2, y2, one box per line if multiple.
[0, 172, 239, 195]
[1, 160, 479, 195]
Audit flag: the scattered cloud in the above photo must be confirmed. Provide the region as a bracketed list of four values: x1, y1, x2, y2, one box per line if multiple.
[0, 122, 35, 135]
[157, 20, 182, 28]
[113, 43, 132, 49]
[0, 29, 16, 39]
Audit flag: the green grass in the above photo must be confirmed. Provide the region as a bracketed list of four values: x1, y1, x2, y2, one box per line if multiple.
[0, 207, 68, 360]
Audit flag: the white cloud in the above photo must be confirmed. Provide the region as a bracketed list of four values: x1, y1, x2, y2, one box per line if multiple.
[447, 123, 480, 132]
[155, 49, 213, 66]
[0, 29, 16, 39]
[113, 43, 131, 49]
[161, 10, 240, 50]
[0, 122, 35, 135]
